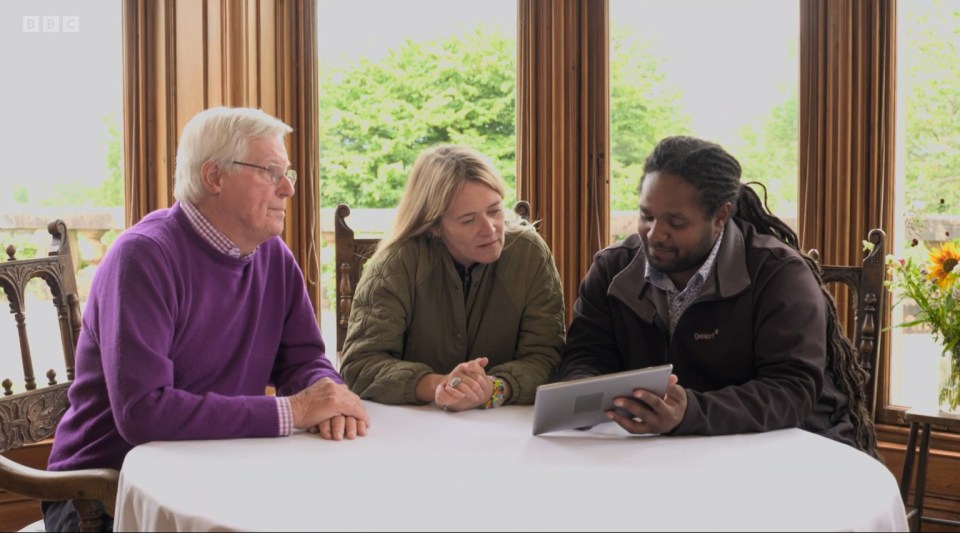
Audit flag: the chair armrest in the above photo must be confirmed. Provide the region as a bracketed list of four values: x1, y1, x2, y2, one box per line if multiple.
[0, 455, 119, 514]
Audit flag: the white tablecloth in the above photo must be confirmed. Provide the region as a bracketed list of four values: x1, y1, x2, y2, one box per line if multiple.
[115, 402, 908, 531]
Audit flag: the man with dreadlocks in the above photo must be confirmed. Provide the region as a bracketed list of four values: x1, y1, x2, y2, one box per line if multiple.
[559, 135, 878, 457]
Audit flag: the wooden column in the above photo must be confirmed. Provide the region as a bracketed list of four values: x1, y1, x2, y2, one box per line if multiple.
[121, 0, 321, 317]
[517, 0, 609, 326]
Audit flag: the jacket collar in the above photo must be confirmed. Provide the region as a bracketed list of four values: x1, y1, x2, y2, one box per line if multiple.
[608, 218, 751, 324]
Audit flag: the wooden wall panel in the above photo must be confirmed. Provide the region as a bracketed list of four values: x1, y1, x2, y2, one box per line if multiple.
[879, 431, 960, 529]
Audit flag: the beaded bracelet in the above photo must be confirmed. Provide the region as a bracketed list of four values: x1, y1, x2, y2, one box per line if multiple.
[481, 376, 506, 410]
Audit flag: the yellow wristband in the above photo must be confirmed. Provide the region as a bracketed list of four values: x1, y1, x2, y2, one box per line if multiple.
[482, 376, 506, 409]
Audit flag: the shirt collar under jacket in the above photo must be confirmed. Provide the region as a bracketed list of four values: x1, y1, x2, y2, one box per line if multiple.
[180, 201, 253, 259]
[604, 219, 751, 328]
[644, 227, 725, 334]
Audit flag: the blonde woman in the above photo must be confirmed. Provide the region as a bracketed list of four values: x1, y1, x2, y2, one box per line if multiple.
[340, 145, 565, 411]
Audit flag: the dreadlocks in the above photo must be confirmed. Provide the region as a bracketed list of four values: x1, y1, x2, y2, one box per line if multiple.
[642, 136, 879, 459]
[738, 183, 879, 460]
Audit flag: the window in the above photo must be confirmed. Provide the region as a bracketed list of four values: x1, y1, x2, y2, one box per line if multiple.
[609, 0, 798, 243]
[889, 0, 960, 411]
[317, 0, 517, 343]
[0, 1, 123, 391]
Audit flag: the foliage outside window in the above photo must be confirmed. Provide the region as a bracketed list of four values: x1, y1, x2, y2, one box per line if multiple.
[319, 28, 517, 209]
[609, 0, 798, 243]
[317, 0, 517, 333]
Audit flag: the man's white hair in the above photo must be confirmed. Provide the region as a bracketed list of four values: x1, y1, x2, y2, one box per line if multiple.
[173, 107, 293, 204]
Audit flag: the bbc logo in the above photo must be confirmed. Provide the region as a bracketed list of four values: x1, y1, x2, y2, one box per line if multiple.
[22, 16, 80, 33]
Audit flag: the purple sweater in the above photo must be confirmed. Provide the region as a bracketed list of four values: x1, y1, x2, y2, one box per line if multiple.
[48, 204, 341, 472]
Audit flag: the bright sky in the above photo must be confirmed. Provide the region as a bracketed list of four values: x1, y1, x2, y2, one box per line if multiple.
[318, 0, 516, 69]
[611, 0, 798, 146]
[0, 0, 122, 208]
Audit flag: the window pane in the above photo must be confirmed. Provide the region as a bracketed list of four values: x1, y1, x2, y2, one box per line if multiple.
[890, 0, 960, 411]
[0, 1, 123, 391]
[317, 0, 517, 347]
[609, 0, 798, 243]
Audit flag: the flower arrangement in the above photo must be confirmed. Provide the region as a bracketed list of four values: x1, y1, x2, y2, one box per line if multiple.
[884, 213, 960, 413]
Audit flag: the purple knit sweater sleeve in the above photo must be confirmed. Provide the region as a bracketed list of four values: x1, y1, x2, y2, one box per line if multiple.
[47, 206, 340, 471]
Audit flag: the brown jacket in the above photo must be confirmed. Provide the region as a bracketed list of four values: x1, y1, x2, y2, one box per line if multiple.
[559, 218, 856, 447]
[341, 226, 565, 405]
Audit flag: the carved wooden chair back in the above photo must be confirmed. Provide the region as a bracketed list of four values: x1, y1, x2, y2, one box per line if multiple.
[0, 220, 118, 532]
[807, 228, 887, 415]
[334, 200, 532, 359]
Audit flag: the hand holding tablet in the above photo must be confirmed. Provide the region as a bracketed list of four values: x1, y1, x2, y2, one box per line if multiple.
[532, 364, 674, 435]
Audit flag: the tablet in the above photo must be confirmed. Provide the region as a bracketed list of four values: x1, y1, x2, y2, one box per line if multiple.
[532, 364, 673, 435]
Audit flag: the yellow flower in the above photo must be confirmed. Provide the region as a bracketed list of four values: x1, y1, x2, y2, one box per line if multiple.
[927, 241, 960, 291]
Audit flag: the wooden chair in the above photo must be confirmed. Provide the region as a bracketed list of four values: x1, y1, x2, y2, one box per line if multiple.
[0, 220, 118, 532]
[334, 200, 532, 359]
[807, 228, 887, 416]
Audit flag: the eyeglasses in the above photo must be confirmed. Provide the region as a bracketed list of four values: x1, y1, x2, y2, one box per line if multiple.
[232, 161, 298, 187]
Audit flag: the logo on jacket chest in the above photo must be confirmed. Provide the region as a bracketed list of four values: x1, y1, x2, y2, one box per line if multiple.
[693, 328, 720, 341]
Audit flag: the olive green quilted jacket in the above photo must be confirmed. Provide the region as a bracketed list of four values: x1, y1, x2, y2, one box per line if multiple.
[340, 226, 565, 405]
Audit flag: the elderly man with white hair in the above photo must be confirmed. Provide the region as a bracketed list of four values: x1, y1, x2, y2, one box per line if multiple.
[44, 107, 369, 532]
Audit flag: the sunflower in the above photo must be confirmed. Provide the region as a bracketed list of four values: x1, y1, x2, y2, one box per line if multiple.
[927, 241, 960, 290]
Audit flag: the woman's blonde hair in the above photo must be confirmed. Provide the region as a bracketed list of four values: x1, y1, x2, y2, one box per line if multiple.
[373, 145, 509, 261]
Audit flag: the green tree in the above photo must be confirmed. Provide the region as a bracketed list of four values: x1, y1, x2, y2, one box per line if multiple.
[902, 1, 960, 214]
[12, 186, 29, 204]
[99, 113, 124, 206]
[320, 26, 516, 208]
[320, 24, 691, 213]
[734, 88, 798, 218]
[609, 24, 691, 210]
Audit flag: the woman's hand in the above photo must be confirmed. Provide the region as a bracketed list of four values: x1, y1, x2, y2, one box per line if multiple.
[434, 357, 492, 411]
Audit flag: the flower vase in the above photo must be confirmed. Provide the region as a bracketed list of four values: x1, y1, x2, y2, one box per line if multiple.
[939, 348, 960, 418]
